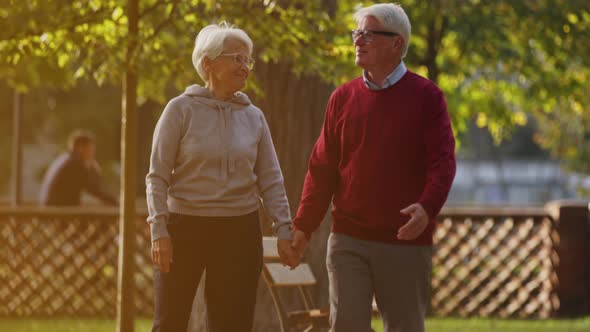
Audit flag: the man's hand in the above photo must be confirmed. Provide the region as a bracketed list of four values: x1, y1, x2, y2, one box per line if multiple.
[152, 236, 173, 273]
[291, 229, 308, 267]
[397, 203, 429, 240]
[277, 239, 298, 270]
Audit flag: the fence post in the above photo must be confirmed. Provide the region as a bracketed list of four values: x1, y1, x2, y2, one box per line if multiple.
[11, 90, 22, 206]
[545, 199, 590, 317]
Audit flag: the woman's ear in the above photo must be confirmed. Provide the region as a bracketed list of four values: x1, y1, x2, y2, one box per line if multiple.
[202, 56, 212, 73]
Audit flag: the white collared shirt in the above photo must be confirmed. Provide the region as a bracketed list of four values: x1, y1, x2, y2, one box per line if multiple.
[363, 61, 407, 90]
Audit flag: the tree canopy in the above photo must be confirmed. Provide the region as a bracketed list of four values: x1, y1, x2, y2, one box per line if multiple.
[2, 0, 590, 184]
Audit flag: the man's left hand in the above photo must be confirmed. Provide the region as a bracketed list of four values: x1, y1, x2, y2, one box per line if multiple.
[277, 239, 298, 270]
[291, 229, 308, 267]
[397, 203, 429, 240]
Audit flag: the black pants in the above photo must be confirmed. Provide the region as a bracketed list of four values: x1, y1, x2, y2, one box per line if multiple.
[151, 211, 262, 332]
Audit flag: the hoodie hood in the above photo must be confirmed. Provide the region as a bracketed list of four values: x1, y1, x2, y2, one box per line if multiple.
[183, 84, 251, 108]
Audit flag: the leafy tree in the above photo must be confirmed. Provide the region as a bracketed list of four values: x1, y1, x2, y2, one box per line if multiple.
[3, 1, 589, 169]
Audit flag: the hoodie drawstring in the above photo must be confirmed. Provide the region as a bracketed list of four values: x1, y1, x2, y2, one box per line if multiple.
[217, 105, 236, 181]
[225, 106, 237, 175]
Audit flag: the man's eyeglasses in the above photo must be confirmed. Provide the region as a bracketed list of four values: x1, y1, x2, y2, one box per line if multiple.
[217, 53, 255, 70]
[351, 29, 399, 43]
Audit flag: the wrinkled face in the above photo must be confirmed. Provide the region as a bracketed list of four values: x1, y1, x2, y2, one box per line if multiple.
[207, 37, 251, 94]
[354, 16, 401, 70]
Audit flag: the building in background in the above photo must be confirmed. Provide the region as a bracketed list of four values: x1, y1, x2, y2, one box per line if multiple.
[447, 159, 582, 205]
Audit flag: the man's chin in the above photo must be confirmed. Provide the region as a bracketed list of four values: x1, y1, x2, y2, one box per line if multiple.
[355, 58, 367, 69]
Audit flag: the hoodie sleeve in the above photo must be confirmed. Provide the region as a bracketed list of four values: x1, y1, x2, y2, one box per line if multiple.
[145, 100, 183, 241]
[254, 112, 292, 240]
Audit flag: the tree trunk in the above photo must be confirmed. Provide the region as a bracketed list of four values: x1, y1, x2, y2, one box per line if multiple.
[253, 59, 335, 312]
[423, 0, 447, 83]
[116, 0, 138, 331]
[11, 90, 22, 206]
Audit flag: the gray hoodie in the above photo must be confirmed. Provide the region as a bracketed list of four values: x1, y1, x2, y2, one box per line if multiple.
[146, 84, 292, 241]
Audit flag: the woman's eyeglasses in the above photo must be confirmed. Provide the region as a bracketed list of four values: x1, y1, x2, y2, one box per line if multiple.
[217, 53, 255, 70]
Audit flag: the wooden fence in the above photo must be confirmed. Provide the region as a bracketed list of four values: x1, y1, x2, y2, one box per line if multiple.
[1, 203, 588, 318]
[431, 207, 557, 318]
[0, 207, 152, 317]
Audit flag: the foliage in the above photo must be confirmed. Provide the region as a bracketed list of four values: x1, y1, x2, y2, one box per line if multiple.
[1, 0, 590, 183]
[0, 0, 340, 101]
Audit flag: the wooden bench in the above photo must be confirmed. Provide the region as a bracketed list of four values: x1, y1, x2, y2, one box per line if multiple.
[262, 236, 330, 332]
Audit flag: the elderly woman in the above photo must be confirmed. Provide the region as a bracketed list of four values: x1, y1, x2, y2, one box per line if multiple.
[146, 22, 296, 332]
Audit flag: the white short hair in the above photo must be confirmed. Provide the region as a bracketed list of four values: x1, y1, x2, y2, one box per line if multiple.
[353, 3, 411, 58]
[192, 21, 253, 82]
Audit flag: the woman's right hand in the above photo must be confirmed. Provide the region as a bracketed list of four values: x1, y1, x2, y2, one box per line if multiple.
[152, 236, 173, 273]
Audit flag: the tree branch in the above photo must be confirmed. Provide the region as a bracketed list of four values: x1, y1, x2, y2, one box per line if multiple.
[1, 6, 112, 42]
[139, 0, 178, 19]
[142, 0, 180, 44]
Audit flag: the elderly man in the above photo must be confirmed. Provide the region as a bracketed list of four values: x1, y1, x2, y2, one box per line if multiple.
[291, 3, 456, 332]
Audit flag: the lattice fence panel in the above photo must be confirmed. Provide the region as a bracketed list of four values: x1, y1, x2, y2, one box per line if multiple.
[0, 212, 153, 317]
[0, 208, 560, 318]
[431, 214, 559, 318]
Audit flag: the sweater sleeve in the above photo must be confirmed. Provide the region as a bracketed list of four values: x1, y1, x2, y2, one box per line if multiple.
[145, 100, 183, 241]
[293, 91, 341, 238]
[417, 85, 457, 219]
[254, 112, 292, 240]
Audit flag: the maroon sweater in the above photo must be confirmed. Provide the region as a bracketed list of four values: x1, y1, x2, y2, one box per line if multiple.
[293, 71, 456, 245]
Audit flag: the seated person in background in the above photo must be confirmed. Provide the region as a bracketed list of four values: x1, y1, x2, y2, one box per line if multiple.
[39, 129, 118, 206]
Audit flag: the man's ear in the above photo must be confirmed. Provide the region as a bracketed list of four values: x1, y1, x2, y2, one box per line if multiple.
[395, 36, 404, 52]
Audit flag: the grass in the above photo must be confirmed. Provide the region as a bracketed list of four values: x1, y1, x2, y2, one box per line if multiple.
[1, 317, 589, 332]
[383, 317, 590, 332]
[0, 319, 153, 332]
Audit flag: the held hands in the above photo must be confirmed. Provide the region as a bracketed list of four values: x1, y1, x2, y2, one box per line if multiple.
[277, 239, 298, 270]
[397, 203, 429, 240]
[151, 236, 173, 273]
[291, 229, 308, 267]
[277, 229, 308, 270]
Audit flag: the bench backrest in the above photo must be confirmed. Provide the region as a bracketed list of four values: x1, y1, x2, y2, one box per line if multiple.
[263, 236, 280, 261]
[264, 262, 316, 287]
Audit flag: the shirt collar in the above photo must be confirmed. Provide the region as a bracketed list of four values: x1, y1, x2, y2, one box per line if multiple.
[363, 61, 407, 90]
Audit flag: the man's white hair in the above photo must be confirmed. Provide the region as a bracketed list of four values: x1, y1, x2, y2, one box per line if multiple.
[192, 21, 253, 82]
[353, 3, 411, 58]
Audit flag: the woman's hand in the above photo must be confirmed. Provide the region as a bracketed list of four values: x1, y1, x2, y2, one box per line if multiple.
[152, 236, 173, 273]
